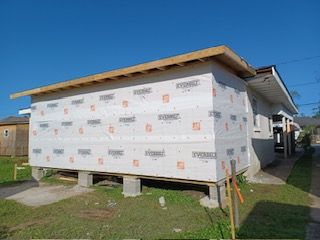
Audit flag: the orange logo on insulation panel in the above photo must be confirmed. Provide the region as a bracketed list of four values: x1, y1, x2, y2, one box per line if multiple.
[79, 127, 84, 134]
[133, 159, 139, 167]
[90, 105, 96, 111]
[221, 160, 225, 170]
[108, 126, 114, 134]
[64, 108, 69, 115]
[122, 100, 128, 108]
[145, 123, 152, 133]
[69, 156, 75, 163]
[192, 122, 201, 131]
[162, 94, 170, 103]
[212, 88, 216, 97]
[98, 157, 104, 165]
[177, 161, 185, 170]
[225, 122, 229, 131]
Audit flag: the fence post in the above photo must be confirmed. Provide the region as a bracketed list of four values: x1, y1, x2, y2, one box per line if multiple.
[13, 163, 17, 180]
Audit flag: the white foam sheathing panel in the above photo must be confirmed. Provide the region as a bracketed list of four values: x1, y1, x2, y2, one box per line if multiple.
[211, 63, 249, 181]
[29, 62, 249, 183]
[29, 64, 218, 182]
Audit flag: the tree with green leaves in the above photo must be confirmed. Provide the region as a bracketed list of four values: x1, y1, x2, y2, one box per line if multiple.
[312, 105, 320, 118]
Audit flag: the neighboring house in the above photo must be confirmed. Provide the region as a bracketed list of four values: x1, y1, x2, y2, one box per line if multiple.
[10, 45, 297, 207]
[0, 116, 29, 156]
[18, 107, 31, 117]
[245, 66, 298, 176]
[295, 117, 320, 144]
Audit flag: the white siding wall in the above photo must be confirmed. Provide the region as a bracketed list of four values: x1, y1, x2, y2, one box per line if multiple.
[246, 87, 275, 177]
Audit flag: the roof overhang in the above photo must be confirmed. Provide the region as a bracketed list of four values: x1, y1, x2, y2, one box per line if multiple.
[245, 66, 298, 115]
[10, 45, 256, 99]
[18, 108, 31, 115]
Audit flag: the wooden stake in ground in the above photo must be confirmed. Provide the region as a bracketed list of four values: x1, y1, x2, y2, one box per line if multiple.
[13, 163, 17, 180]
[226, 169, 236, 240]
[231, 159, 239, 228]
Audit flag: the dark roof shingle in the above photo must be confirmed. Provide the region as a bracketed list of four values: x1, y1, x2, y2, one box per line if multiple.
[0, 116, 29, 126]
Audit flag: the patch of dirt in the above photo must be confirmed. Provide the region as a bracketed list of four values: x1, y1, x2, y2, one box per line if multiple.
[183, 190, 206, 200]
[77, 208, 114, 220]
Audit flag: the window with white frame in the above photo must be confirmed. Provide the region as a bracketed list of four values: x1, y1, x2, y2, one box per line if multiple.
[252, 97, 259, 128]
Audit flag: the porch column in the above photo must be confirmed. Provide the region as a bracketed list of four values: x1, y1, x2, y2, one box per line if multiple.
[282, 116, 288, 159]
[287, 119, 292, 156]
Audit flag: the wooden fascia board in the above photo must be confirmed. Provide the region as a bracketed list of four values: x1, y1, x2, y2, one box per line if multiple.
[10, 45, 256, 99]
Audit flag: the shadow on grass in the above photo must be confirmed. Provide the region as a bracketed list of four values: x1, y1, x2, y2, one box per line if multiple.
[286, 146, 315, 195]
[238, 201, 310, 239]
[0, 225, 9, 239]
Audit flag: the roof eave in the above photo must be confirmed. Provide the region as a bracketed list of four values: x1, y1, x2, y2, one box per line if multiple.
[271, 66, 299, 114]
[10, 45, 256, 99]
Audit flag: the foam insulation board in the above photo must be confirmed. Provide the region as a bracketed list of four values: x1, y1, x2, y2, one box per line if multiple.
[29, 62, 249, 182]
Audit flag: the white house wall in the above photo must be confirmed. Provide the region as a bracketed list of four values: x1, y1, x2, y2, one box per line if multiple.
[246, 87, 275, 177]
[30, 63, 219, 182]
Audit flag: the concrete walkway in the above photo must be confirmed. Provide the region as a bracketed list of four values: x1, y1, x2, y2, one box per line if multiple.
[0, 180, 93, 207]
[306, 144, 320, 240]
[249, 148, 303, 185]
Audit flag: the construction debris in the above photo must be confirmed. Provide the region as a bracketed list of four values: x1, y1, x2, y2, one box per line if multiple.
[159, 196, 166, 208]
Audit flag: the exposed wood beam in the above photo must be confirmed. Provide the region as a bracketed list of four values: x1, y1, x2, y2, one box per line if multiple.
[156, 66, 167, 71]
[10, 45, 256, 99]
[176, 62, 186, 66]
[95, 79, 107, 83]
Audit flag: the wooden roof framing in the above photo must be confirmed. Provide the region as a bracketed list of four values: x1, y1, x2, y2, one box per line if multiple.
[10, 45, 256, 99]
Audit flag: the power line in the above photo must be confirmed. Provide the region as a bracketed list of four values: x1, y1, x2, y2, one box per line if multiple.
[296, 102, 320, 107]
[289, 80, 320, 87]
[275, 55, 320, 66]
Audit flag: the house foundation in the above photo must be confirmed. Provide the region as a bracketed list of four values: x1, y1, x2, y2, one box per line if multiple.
[32, 167, 44, 181]
[122, 176, 141, 197]
[200, 182, 226, 208]
[78, 171, 93, 187]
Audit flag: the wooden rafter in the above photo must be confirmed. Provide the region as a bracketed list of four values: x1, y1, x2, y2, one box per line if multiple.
[10, 45, 256, 99]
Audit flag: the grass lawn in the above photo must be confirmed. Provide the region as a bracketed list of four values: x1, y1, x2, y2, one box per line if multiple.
[237, 148, 313, 239]
[0, 156, 31, 184]
[0, 149, 314, 239]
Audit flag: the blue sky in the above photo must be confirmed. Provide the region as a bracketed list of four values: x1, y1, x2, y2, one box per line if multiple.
[1, 0, 319, 118]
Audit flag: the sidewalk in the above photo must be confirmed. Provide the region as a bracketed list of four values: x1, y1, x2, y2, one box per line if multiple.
[249, 148, 303, 185]
[306, 144, 320, 240]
